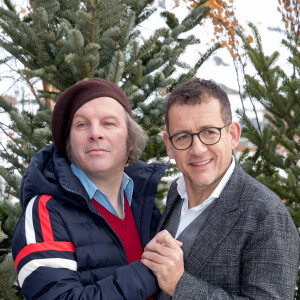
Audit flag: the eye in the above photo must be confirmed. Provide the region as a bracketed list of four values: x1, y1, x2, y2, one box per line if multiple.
[203, 129, 218, 136]
[201, 128, 220, 137]
[174, 133, 190, 142]
[77, 122, 86, 128]
[104, 121, 115, 127]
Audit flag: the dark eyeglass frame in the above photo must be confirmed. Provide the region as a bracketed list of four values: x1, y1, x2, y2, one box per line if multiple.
[169, 124, 231, 150]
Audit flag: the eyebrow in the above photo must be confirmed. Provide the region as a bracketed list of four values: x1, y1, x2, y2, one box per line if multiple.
[73, 114, 119, 120]
[170, 125, 218, 135]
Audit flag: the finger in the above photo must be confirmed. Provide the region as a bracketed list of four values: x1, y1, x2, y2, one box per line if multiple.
[156, 232, 181, 249]
[142, 250, 166, 264]
[144, 242, 183, 262]
[176, 240, 183, 247]
[144, 240, 172, 255]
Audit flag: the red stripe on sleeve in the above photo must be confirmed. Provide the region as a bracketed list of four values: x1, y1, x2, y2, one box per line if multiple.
[14, 241, 75, 269]
[39, 195, 54, 242]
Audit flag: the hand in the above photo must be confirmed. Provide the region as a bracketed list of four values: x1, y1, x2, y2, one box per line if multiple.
[141, 230, 184, 296]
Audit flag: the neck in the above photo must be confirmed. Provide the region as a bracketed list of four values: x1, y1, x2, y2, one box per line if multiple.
[90, 172, 124, 218]
[186, 185, 213, 208]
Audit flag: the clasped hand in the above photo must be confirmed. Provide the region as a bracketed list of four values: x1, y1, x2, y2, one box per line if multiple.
[141, 230, 184, 296]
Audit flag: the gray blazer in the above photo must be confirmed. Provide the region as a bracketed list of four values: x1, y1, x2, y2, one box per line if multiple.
[157, 161, 300, 299]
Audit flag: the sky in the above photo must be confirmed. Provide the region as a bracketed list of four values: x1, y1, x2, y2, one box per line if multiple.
[141, 0, 288, 121]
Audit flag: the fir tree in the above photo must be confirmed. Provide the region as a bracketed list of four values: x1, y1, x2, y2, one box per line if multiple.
[237, 23, 300, 298]
[0, 0, 219, 297]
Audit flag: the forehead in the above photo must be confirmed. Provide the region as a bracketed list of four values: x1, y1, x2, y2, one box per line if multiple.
[168, 99, 223, 131]
[74, 97, 125, 119]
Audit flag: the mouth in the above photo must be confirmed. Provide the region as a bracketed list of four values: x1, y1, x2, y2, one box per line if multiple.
[87, 148, 109, 153]
[190, 159, 212, 166]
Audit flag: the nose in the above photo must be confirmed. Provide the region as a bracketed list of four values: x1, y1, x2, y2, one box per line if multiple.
[189, 134, 207, 155]
[89, 123, 104, 141]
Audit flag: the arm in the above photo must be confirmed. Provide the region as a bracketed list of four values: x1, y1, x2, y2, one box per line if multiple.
[12, 195, 158, 300]
[142, 212, 300, 299]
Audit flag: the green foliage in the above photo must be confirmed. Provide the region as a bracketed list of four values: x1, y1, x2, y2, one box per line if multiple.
[237, 23, 300, 225]
[0, 200, 24, 300]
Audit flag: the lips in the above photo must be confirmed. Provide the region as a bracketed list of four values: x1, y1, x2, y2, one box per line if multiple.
[190, 159, 212, 166]
[87, 148, 109, 153]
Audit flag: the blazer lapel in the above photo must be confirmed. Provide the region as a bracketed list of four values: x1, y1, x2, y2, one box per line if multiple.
[157, 179, 180, 232]
[166, 161, 248, 276]
[182, 162, 250, 276]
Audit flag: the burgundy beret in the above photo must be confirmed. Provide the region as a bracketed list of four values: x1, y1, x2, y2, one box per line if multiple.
[51, 78, 132, 154]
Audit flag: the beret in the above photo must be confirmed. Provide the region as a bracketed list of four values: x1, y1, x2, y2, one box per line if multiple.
[51, 78, 132, 154]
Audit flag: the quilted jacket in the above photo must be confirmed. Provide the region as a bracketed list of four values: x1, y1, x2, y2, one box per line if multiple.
[12, 143, 166, 299]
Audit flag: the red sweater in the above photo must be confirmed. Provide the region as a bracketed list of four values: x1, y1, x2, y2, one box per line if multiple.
[91, 196, 143, 263]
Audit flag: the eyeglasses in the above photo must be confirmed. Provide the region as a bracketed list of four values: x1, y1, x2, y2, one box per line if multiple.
[169, 124, 230, 150]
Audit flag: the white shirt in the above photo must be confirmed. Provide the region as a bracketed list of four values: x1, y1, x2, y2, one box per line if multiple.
[175, 156, 235, 238]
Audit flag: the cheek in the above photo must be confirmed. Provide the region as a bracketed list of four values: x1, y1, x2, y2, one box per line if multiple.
[172, 151, 186, 166]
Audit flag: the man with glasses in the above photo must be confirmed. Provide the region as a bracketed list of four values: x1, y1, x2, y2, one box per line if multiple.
[141, 78, 299, 299]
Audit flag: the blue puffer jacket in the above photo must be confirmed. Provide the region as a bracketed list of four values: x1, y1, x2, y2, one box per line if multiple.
[12, 144, 166, 299]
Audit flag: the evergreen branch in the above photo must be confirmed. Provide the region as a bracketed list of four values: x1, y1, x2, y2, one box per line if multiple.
[2, 201, 22, 233]
[160, 11, 179, 29]
[0, 140, 12, 166]
[98, 26, 121, 42]
[194, 42, 220, 70]
[0, 96, 18, 114]
[0, 253, 17, 300]
[3, 0, 16, 12]
[71, 30, 85, 78]
[94, 0, 123, 13]
[119, 11, 136, 49]
[9, 111, 32, 138]
[124, 28, 168, 72]
[23, 77, 45, 107]
[247, 23, 290, 121]
[96, 1, 125, 20]
[135, 3, 155, 25]
[91, 3, 96, 43]
[232, 58, 246, 114]
[0, 167, 20, 195]
[94, 7, 127, 28]
[107, 50, 125, 83]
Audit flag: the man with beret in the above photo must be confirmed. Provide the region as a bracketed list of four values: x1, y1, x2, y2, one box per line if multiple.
[12, 78, 166, 299]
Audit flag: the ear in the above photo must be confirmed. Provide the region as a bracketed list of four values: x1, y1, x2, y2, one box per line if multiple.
[229, 122, 241, 150]
[163, 131, 175, 159]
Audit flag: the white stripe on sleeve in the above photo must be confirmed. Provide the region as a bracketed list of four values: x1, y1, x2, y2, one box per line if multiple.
[18, 258, 77, 287]
[25, 196, 37, 245]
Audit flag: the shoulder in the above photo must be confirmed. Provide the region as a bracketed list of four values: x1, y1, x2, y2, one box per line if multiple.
[242, 170, 285, 213]
[232, 166, 296, 236]
[125, 160, 167, 196]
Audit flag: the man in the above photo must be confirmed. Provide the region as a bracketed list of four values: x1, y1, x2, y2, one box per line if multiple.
[12, 78, 166, 299]
[141, 78, 300, 299]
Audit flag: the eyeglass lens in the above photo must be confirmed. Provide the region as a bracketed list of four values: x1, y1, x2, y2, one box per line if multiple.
[172, 127, 221, 149]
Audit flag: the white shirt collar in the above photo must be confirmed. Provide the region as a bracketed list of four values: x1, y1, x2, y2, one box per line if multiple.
[177, 156, 236, 211]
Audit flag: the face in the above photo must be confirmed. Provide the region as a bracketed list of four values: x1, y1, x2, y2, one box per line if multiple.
[69, 97, 130, 181]
[163, 98, 241, 199]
